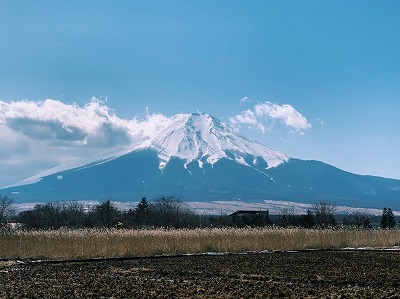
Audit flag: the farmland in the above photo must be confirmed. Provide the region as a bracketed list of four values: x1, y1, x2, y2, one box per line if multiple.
[3, 228, 400, 298]
[2, 250, 400, 298]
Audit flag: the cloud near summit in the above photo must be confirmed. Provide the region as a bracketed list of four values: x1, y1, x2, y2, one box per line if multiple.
[0, 98, 310, 186]
[0, 98, 171, 185]
[1, 99, 311, 149]
[230, 101, 311, 134]
[0, 98, 169, 147]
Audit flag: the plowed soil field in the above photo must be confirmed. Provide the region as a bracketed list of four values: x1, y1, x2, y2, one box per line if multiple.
[2, 250, 400, 298]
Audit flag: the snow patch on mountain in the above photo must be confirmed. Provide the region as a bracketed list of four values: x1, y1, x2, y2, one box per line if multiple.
[136, 113, 289, 171]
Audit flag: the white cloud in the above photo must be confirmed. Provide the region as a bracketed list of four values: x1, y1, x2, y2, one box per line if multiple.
[0, 98, 173, 148]
[1, 98, 132, 145]
[254, 102, 311, 131]
[230, 101, 311, 134]
[239, 96, 249, 103]
[0, 98, 171, 186]
[229, 110, 266, 133]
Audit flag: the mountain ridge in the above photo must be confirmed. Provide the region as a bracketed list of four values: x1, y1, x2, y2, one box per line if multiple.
[4, 113, 288, 188]
[2, 113, 400, 209]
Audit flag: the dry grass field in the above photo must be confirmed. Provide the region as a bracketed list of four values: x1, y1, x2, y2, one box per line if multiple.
[2, 227, 400, 260]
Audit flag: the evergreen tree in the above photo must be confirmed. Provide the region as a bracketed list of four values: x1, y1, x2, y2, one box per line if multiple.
[135, 197, 150, 226]
[380, 207, 388, 228]
[91, 200, 120, 228]
[136, 197, 149, 214]
[388, 208, 396, 229]
[380, 207, 396, 229]
[301, 209, 315, 228]
[342, 216, 349, 227]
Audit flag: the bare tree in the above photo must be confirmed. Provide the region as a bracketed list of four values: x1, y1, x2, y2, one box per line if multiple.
[311, 201, 337, 228]
[275, 208, 315, 228]
[275, 209, 296, 228]
[346, 211, 372, 229]
[18, 201, 87, 229]
[149, 196, 199, 228]
[59, 201, 86, 228]
[0, 195, 14, 227]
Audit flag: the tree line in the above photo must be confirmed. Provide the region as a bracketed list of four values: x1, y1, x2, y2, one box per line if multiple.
[14, 197, 201, 230]
[273, 202, 396, 229]
[0, 195, 397, 230]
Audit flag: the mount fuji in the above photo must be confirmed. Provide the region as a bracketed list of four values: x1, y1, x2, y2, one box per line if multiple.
[2, 113, 400, 209]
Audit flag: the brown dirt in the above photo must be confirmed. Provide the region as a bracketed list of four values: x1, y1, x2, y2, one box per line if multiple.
[2, 250, 400, 298]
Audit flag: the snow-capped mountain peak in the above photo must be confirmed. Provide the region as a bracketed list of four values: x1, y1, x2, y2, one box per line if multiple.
[4, 113, 288, 188]
[3, 112, 400, 208]
[137, 112, 289, 170]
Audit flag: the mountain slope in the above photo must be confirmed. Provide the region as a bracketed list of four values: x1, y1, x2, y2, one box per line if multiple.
[6, 113, 287, 188]
[2, 113, 400, 209]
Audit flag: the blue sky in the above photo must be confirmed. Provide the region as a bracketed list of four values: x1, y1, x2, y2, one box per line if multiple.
[0, 0, 399, 186]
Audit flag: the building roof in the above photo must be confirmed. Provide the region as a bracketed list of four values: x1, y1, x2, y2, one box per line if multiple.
[229, 210, 268, 217]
